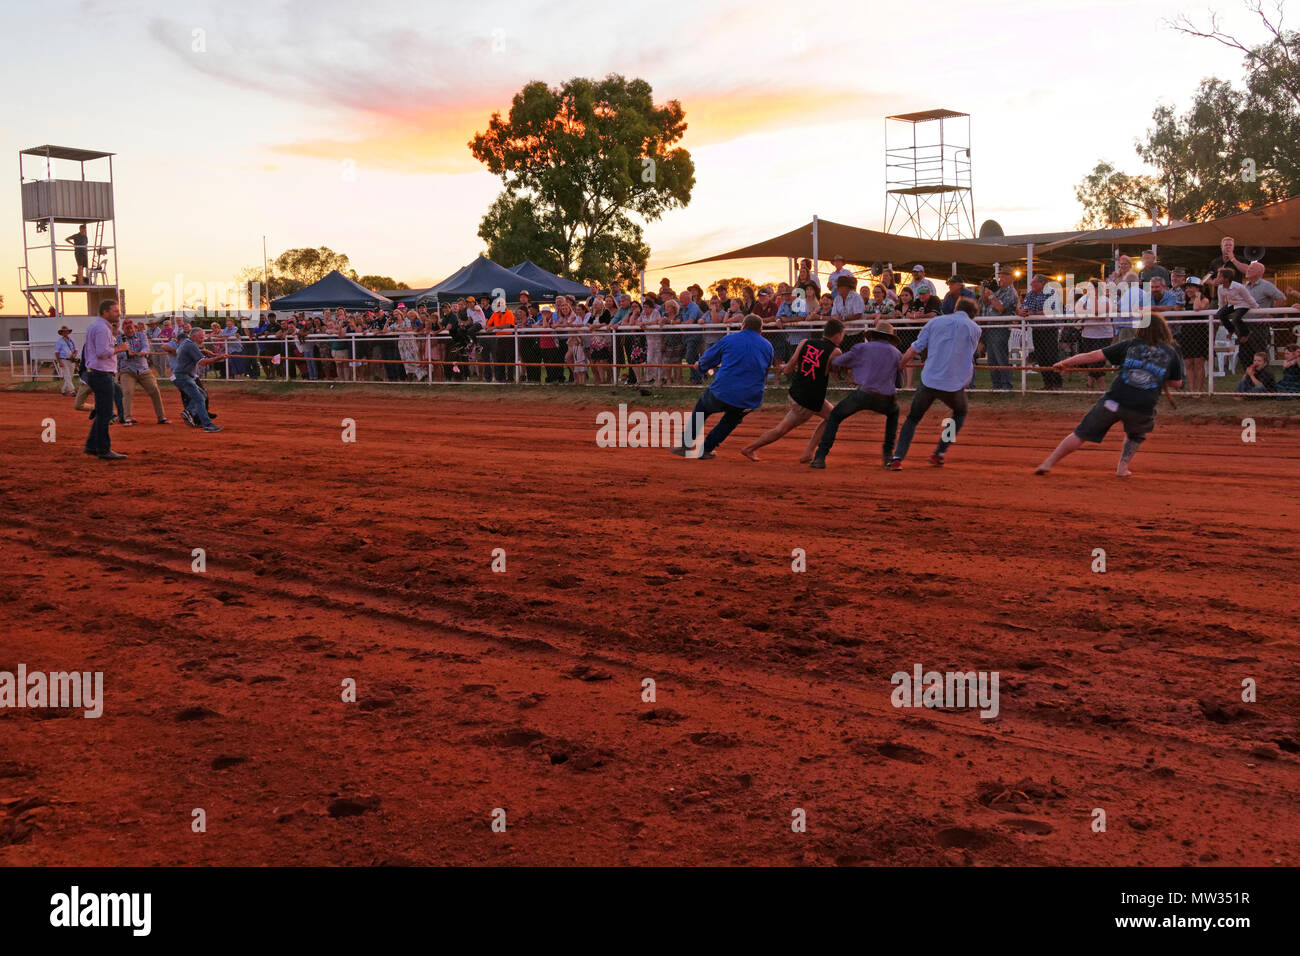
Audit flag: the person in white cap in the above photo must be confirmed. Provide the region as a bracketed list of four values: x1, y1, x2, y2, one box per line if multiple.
[908, 265, 936, 298]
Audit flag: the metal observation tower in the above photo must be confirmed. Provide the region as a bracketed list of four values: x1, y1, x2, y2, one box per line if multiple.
[884, 110, 975, 241]
[18, 144, 120, 318]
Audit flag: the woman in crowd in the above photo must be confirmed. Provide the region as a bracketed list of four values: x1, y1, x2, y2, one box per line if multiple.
[660, 298, 684, 385]
[740, 285, 757, 315]
[328, 316, 352, 381]
[795, 264, 819, 296]
[587, 306, 614, 385]
[536, 304, 562, 383]
[704, 295, 728, 350]
[1073, 280, 1114, 390]
[394, 306, 424, 381]
[896, 286, 920, 389]
[622, 300, 647, 384]
[1179, 277, 1212, 393]
[642, 296, 667, 386]
[879, 268, 900, 303]
[865, 284, 895, 316]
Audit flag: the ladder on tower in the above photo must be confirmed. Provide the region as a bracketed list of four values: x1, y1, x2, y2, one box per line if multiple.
[18, 266, 53, 316]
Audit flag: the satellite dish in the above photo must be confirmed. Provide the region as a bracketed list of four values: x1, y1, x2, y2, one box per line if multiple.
[1241, 246, 1267, 261]
[979, 219, 1004, 238]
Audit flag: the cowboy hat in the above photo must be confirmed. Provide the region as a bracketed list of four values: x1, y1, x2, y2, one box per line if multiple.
[867, 319, 900, 346]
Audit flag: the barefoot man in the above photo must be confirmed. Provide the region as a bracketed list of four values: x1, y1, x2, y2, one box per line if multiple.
[742, 318, 844, 461]
[1035, 313, 1182, 478]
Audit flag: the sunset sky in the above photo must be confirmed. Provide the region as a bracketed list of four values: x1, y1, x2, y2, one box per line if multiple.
[0, 0, 1254, 313]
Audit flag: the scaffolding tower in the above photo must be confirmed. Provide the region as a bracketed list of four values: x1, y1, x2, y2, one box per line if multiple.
[18, 145, 120, 318]
[884, 110, 974, 241]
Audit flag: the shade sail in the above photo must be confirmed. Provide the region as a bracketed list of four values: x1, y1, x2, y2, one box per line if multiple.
[509, 260, 591, 297]
[665, 218, 1023, 270]
[1095, 196, 1300, 249]
[269, 270, 394, 310]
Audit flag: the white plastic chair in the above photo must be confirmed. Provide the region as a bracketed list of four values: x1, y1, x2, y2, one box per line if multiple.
[1213, 326, 1237, 377]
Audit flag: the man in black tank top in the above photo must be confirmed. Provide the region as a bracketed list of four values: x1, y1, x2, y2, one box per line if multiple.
[741, 318, 844, 462]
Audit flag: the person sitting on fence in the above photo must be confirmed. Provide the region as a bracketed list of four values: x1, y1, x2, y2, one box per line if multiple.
[1214, 267, 1260, 349]
[1235, 352, 1276, 397]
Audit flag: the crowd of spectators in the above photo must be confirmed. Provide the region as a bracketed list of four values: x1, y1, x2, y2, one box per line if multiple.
[70, 237, 1300, 396]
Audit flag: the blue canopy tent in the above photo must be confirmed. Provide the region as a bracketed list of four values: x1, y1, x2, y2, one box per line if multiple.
[509, 260, 591, 299]
[270, 270, 394, 311]
[412, 256, 545, 305]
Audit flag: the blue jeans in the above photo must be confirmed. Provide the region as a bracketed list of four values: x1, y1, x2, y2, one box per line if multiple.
[175, 373, 213, 427]
[684, 334, 704, 383]
[894, 382, 968, 461]
[83, 369, 116, 454]
[983, 327, 1011, 389]
[682, 387, 749, 454]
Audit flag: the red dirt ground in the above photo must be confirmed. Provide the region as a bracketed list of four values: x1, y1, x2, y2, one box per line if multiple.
[1, 387, 1297, 866]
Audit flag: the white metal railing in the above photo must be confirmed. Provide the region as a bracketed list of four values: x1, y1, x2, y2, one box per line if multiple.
[5, 307, 1298, 397]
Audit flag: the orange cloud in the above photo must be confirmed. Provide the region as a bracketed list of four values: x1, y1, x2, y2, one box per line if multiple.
[275, 85, 894, 175]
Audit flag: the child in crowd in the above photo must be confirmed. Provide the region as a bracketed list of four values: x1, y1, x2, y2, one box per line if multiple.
[1235, 351, 1276, 397]
[565, 335, 587, 385]
[1214, 268, 1260, 344]
[1278, 345, 1300, 396]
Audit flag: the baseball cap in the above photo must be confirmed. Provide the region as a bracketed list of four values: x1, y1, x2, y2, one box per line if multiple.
[947, 275, 963, 285]
[912, 264, 925, 273]
[1182, 275, 1202, 286]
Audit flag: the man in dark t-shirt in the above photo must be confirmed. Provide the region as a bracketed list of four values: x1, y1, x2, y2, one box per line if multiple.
[740, 318, 844, 462]
[1035, 314, 1183, 478]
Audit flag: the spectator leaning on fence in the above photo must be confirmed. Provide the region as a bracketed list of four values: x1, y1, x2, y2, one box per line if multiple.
[1178, 277, 1213, 394]
[1241, 260, 1287, 370]
[978, 267, 1020, 392]
[1018, 274, 1062, 391]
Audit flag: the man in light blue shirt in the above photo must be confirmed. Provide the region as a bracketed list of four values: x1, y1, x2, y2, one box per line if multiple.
[673, 315, 773, 459]
[888, 290, 982, 469]
[678, 290, 706, 382]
